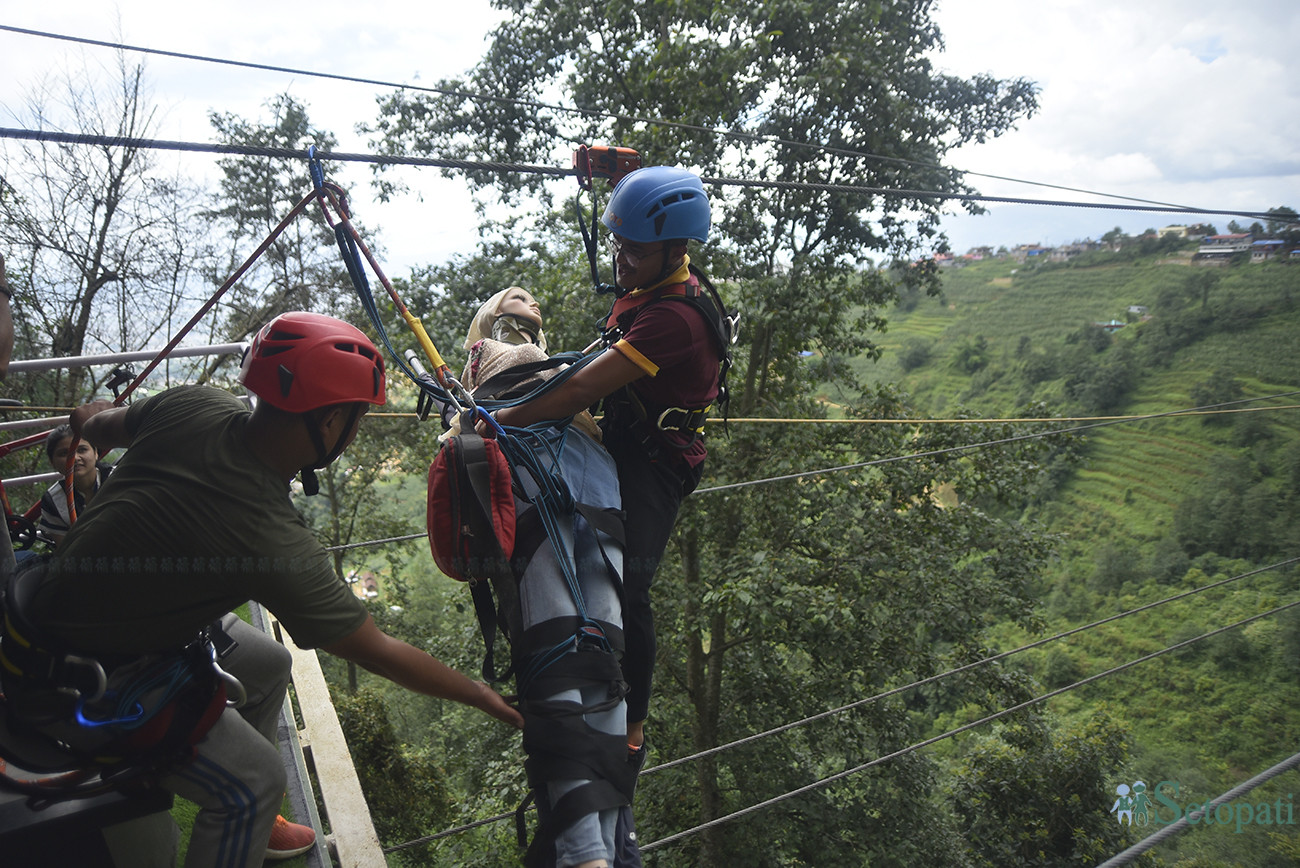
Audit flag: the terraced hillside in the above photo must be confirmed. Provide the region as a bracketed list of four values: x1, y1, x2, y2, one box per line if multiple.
[858, 253, 1300, 551]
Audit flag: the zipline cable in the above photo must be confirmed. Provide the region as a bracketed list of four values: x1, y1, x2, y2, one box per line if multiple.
[640, 597, 1300, 853]
[695, 390, 1300, 495]
[0, 23, 1226, 216]
[642, 555, 1299, 778]
[0, 127, 1288, 225]
[1095, 749, 1300, 868]
[348, 403, 1300, 425]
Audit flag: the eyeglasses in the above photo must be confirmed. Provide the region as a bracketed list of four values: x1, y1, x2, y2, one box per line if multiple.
[606, 235, 665, 265]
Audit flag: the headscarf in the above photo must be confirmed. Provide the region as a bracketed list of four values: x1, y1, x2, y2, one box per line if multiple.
[444, 292, 601, 442]
[463, 287, 548, 353]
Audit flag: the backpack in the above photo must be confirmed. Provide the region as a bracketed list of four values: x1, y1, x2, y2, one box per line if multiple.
[427, 424, 518, 681]
[427, 426, 516, 582]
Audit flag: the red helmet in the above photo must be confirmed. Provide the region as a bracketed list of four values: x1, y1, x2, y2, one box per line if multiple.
[239, 312, 386, 413]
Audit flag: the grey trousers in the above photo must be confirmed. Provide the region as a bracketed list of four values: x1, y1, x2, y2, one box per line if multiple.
[163, 614, 292, 868]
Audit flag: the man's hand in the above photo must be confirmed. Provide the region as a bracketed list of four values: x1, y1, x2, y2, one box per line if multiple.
[69, 400, 134, 452]
[472, 681, 524, 729]
[69, 399, 117, 437]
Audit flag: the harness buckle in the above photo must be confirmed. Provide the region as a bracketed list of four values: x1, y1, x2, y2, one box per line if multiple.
[655, 406, 708, 434]
[61, 653, 108, 703]
[725, 309, 742, 345]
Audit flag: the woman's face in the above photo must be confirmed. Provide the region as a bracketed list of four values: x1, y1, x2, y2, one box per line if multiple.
[49, 438, 99, 487]
[497, 288, 542, 327]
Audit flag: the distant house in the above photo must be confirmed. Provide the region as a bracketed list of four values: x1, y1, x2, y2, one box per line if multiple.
[1251, 239, 1286, 262]
[1159, 225, 1188, 239]
[1050, 244, 1092, 262]
[1012, 244, 1052, 263]
[1197, 233, 1253, 259]
[1128, 305, 1148, 316]
[1094, 319, 1126, 332]
[933, 252, 957, 268]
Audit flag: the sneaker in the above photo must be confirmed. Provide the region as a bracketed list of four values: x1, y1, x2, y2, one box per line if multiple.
[265, 814, 316, 860]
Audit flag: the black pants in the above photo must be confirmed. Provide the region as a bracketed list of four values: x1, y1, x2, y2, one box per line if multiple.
[601, 425, 702, 723]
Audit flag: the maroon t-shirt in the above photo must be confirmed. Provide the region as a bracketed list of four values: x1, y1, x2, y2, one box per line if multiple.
[606, 275, 720, 466]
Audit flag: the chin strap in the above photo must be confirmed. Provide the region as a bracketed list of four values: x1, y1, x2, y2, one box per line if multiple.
[491, 314, 543, 347]
[298, 404, 364, 496]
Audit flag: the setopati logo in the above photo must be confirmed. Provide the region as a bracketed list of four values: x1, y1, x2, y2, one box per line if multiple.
[1110, 780, 1295, 834]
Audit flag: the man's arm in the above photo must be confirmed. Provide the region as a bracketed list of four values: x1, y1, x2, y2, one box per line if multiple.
[323, 614, 524, 728]
[494, 348, 644, 428]
[71, 400, 133, 450]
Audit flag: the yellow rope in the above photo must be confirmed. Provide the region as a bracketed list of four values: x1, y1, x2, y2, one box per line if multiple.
[363, 404, 1300, 423]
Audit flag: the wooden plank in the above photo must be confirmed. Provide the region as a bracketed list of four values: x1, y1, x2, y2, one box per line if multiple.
[267, 613, 387, 867]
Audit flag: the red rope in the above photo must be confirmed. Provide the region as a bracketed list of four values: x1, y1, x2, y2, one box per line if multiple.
[4, 187, 325, 533]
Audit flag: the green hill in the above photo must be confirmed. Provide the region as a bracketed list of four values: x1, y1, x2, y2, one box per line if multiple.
[868, 248, 1300, 865]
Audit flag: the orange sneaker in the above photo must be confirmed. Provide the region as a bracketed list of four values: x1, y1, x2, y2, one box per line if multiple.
[265, 814, 316, 860]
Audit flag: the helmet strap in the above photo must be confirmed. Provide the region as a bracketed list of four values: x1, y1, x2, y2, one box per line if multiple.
[652, 242, 676, 286]
[299, 403, 364, 496]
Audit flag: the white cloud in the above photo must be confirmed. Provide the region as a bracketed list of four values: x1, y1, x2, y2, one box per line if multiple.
[930, 0, 1300, 253]
[3, 1, 1299, 268]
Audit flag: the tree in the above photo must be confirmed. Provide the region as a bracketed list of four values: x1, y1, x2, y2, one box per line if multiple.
[952, 711, 1137, 868]
[0, 52, 206, 409]
[1189, 368, 1242, 424]
[1264, 206, 1299, 243]
[367, 0, 1039, 372]
[952, 334, 992, 373]
[362, 3, 1064, 861]
[199, 93, 354, 382]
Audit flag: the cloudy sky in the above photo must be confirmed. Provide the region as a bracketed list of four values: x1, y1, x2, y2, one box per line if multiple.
[1, 0, 1297, 272]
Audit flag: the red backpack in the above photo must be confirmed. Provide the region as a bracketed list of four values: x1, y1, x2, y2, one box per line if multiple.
[427, 429, 516, 582]
[427, 427, 519, 681]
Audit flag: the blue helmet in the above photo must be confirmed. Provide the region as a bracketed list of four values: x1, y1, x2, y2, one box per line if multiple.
[601, 166, 711, 243]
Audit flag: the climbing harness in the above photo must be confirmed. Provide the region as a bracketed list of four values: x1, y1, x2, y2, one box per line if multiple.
[0, 558, 244, 804]
[599, 264, 740, 448]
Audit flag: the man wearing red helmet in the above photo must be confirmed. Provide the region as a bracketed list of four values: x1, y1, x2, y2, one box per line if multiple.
[22, 312, 522, 867]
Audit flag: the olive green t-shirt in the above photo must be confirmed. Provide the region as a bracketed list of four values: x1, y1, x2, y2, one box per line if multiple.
[33, 386, 367, 654]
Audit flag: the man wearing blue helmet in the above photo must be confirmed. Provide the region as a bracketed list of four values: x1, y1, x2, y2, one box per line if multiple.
[495, 166, 727, 863]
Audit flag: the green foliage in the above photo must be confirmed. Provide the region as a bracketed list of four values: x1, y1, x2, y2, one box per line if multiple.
[868, 249, 1300, 864]
[203, 93, 353, 359]
[951, 711, 1136, 868]
[898, 338, 933, 372]
[367, 0, 1037, 287]
[952, 334, 992, 373]
[332, 686, 455, 846]
[1188, 369, 1243, 421]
